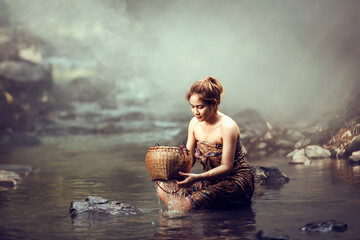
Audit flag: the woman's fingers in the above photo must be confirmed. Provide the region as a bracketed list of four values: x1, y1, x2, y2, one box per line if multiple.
[179, 171, 186, 176]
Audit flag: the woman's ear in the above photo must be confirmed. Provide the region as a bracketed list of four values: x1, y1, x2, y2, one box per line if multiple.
[212, 99, 218, 111]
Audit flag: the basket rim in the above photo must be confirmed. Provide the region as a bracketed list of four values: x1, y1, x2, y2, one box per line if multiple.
[148, 146, 189, 150]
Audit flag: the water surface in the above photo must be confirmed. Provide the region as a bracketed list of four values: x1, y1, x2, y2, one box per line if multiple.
[0, 135, 359, 239]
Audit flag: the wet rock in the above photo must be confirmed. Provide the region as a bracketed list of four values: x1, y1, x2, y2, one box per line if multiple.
[0, 170, 21, 190]
[349, 150, 360, 164]
[69, 196, 142, 226]
[294, 137, 311, 149]
[344, 135, 360, 158]
[290, 145, 331, 159]
[255, 142, 267, 150]
[0, 60, 51, 83]
[299, 220, 347, 233]
[0, 164, 36, 176]
[286, 149, 297, 158]
[283, 129, 305, 143]
[263, 131, 272, 141]
[256, 230, 292, 240]
[289, 155, 311, 165]
[251, 166, 290, 186]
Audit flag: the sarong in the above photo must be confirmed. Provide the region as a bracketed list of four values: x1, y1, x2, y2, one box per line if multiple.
[187, 138, 254, 209]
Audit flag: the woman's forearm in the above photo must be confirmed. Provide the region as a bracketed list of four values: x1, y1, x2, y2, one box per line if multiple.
[196, 164, 232, 181]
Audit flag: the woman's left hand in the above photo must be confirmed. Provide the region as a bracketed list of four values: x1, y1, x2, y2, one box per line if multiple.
[176, 172, 199, 188]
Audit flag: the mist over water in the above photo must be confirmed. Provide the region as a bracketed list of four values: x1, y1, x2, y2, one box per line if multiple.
[4, 0, 360, 123]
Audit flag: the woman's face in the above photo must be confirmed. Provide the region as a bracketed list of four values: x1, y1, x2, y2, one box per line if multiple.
[188, 94, 215, 122]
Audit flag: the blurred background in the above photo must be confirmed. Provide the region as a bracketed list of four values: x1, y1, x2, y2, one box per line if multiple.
[1, 1, 360, 239]
[1, 0, 360, 138]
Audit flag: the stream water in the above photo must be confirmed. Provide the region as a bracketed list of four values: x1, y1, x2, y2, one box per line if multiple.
[0, 134, 360, 240]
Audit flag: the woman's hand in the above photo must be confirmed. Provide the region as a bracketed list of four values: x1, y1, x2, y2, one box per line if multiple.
[176, 172, 200, 188]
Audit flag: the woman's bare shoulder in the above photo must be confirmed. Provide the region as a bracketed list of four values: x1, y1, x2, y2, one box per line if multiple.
[220, 114, 240, 134]
[188, 116, 199, 129]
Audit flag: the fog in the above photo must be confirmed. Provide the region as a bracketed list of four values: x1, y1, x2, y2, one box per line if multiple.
[4, 0, 360, 123]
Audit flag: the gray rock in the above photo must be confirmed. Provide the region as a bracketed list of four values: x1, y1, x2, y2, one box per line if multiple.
[345, 135, 360, 158]
[289, 155, 311, 165]
[349, 150, 360, 164]
[286, 149, 297, 158]
[69, 196, 142, 226]
[294, 137, 311, 149]
[299, 220, 347, 233]
[0, 60, 51, 82]
[0, 164, 36, 175]
[284, 129, 305, 143]
[0, 170, 21, 190]
[292, 145, 330, 159]
[251, 166, 290, 186]
[255, 142, 267, 150]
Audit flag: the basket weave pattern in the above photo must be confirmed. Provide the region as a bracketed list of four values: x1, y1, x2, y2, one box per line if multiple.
[145, 146, 192, 181]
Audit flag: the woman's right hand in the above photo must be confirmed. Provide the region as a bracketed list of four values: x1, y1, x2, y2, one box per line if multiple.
[176, 172, 199, 188]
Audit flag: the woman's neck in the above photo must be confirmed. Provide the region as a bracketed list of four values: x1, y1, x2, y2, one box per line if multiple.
[204, 111, 221, 126]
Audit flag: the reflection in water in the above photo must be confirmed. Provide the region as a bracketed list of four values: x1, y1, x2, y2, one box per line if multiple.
[329, 159, 360, 185]
[155, 206, 256, 240]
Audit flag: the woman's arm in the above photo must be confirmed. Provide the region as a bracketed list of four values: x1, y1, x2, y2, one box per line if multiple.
[186, 117, 197, 168]
[177, 118, 239, 187]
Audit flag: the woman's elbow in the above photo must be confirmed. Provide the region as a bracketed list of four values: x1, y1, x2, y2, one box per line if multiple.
[222, 165, 233, 176]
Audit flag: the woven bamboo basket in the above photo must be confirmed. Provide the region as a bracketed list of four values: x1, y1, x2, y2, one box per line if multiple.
[145, 145, 192, 181]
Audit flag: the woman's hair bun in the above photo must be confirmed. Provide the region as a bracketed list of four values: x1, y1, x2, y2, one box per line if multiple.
[204, 76, 224, 95]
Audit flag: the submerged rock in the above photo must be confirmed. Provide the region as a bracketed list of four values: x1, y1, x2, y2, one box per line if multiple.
[251, 166, 290, 186]
[0, 164, 37, 176]
[0, 170, 21, 190]
[69, 196, 142, 226]
[300, 220, 347, 233]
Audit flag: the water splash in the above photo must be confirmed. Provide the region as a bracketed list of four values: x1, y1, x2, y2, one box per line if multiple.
[155, 181, 189, 213]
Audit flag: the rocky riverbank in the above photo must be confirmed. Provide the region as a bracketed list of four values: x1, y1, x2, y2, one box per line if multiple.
[1, 26, 360, 163]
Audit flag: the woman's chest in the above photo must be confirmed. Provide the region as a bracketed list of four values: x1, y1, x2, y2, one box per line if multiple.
[194, 123, 222, 143]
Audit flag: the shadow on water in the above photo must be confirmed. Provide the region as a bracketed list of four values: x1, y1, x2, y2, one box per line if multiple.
[0, 135, 360, 239]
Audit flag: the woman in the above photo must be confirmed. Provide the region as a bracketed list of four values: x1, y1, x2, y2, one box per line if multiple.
[158, 76, 254, 210]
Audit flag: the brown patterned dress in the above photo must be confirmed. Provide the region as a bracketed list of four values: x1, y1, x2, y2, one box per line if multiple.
[187, 138, 254, 209]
